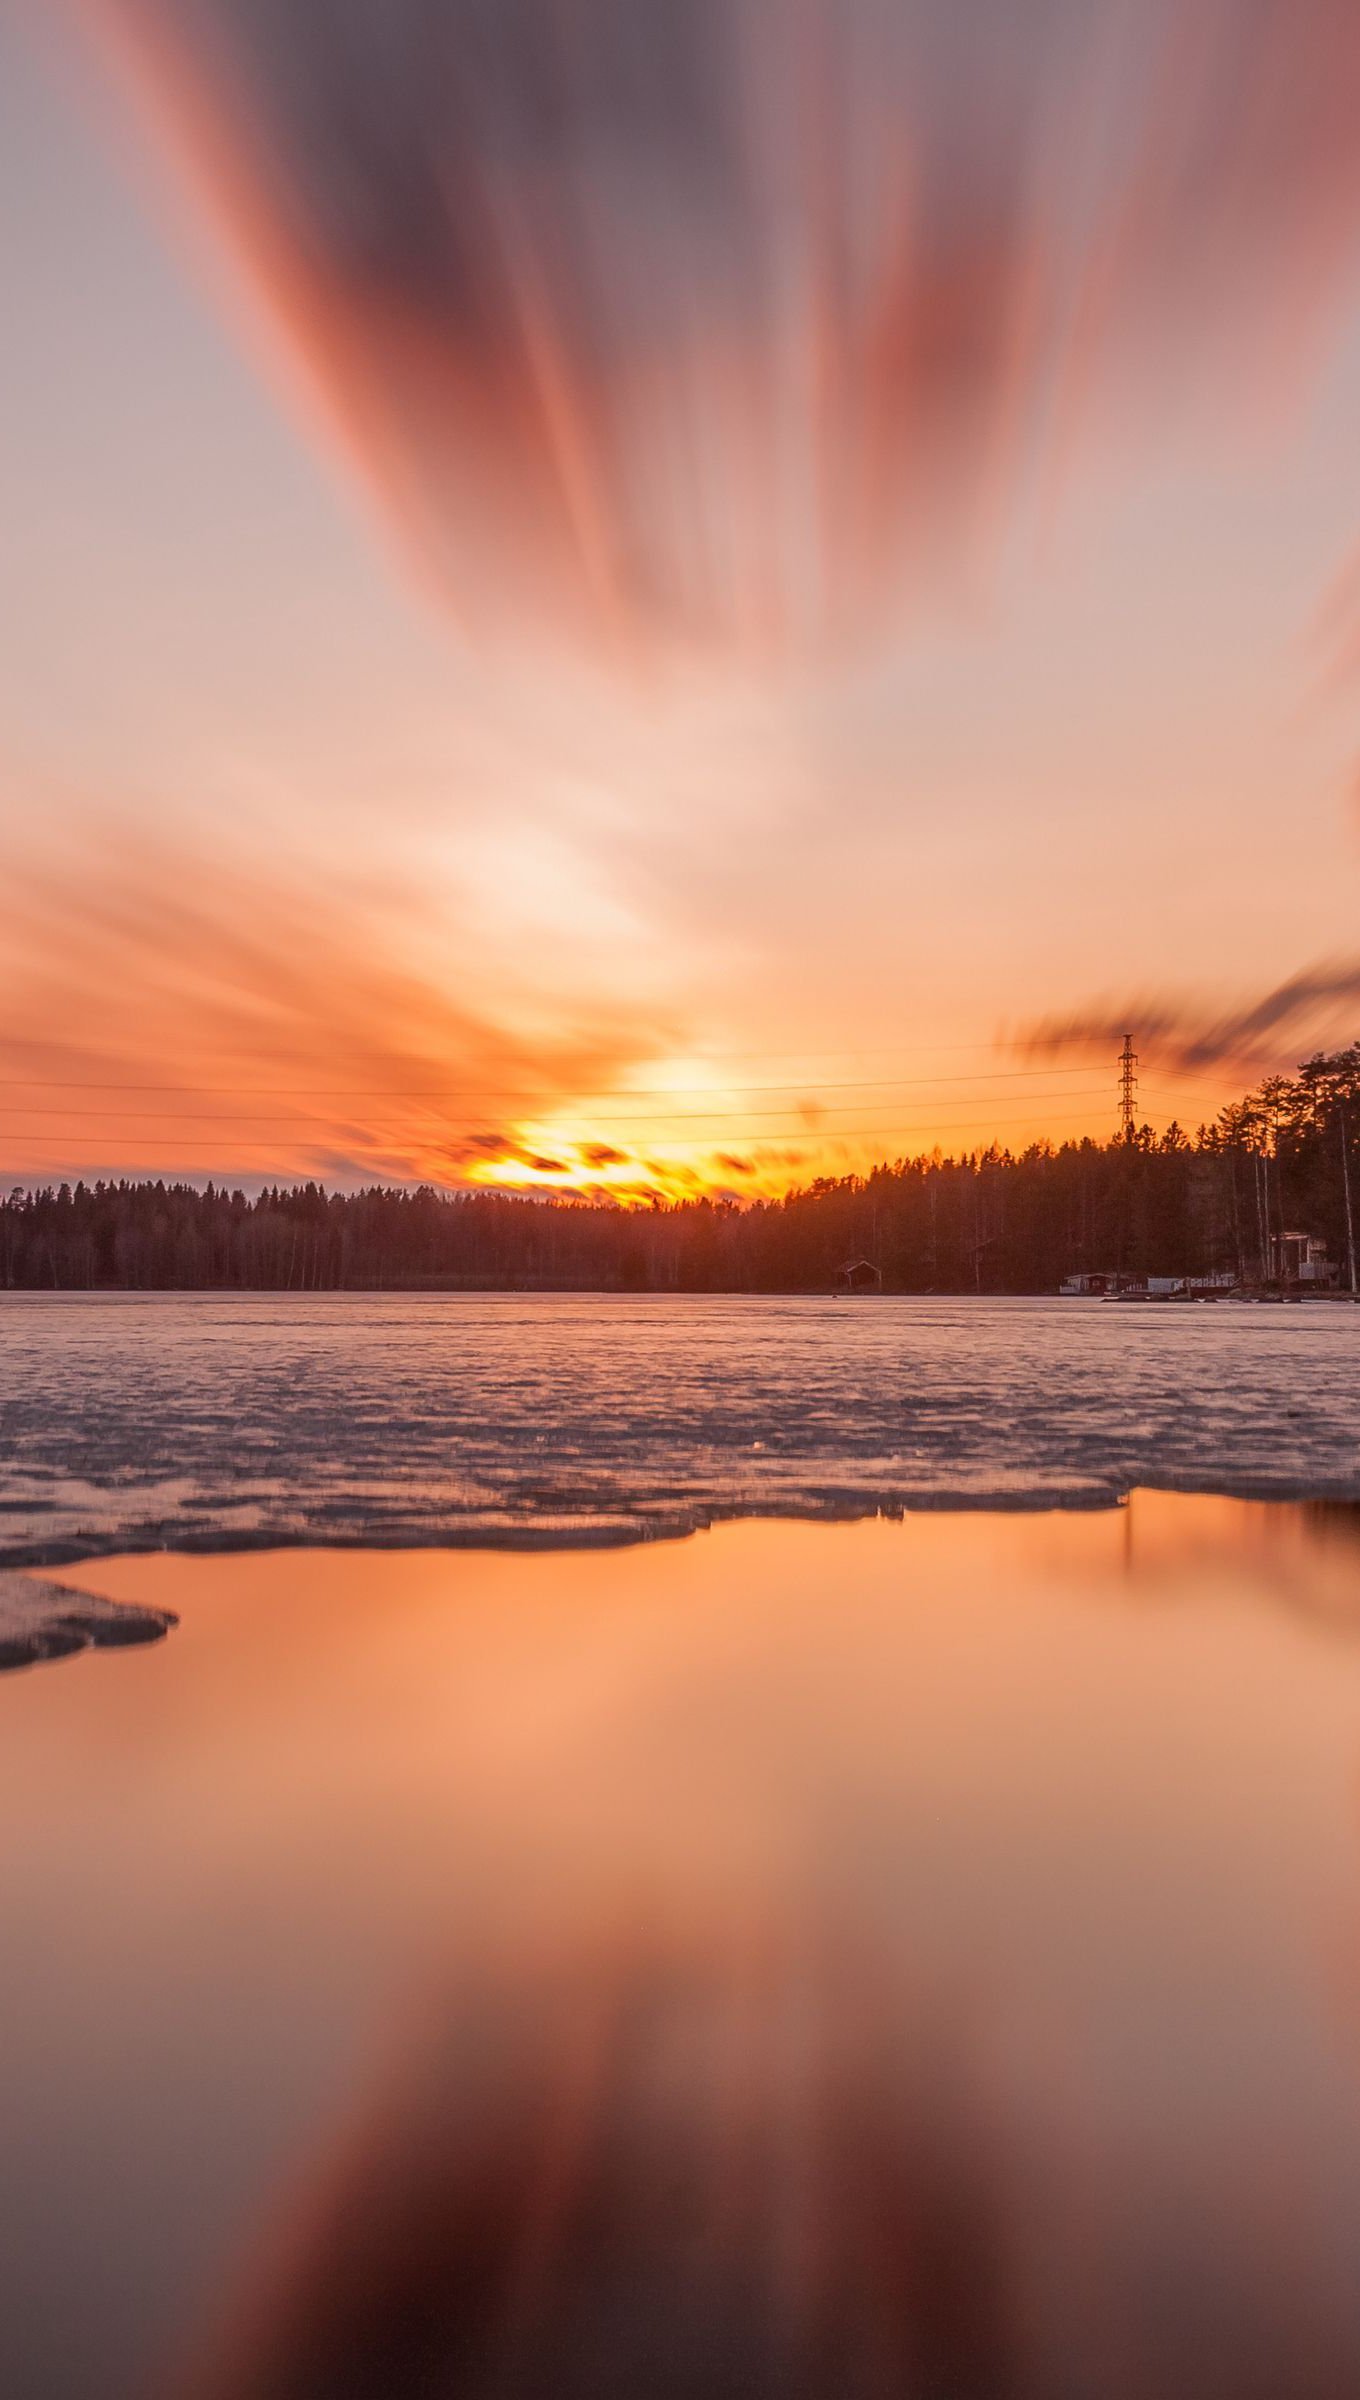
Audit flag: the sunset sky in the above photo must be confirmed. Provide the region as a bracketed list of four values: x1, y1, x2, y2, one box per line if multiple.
[4, 0, 1360, 1199]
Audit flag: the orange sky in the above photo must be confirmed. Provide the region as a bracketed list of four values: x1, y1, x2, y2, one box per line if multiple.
[3, 2, 1360, 1199]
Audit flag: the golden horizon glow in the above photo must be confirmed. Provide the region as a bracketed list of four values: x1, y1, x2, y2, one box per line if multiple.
[0, 1034, 1250, 1204]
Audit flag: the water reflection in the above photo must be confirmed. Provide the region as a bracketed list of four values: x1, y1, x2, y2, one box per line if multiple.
[182, 1933, 1029, 2400]
[1302, 1498, 1360, 1555]
[3, 1500, 1360, 2396]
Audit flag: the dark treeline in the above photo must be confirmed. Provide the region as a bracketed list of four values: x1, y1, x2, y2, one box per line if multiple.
[4, 1048, 1358, 1295]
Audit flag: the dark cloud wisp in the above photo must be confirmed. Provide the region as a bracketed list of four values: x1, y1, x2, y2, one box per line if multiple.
[89, 0, 1360, 651]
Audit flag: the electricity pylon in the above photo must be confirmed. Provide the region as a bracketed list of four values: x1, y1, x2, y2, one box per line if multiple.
[1119, 1034, 1138, 1143]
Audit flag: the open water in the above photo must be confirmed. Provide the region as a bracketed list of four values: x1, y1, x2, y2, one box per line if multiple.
[6, 1505, 1360, 2396]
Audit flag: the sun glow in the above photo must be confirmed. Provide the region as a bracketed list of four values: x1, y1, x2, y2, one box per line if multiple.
[462, 1127, 761, 1206]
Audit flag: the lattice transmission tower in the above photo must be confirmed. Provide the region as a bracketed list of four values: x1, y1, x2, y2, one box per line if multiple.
[1118, 1033, 1138, 1142]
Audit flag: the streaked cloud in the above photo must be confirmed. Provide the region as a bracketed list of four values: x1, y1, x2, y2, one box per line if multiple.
[1019, 960, 1360, 1074]
[0, 809, 667, 1187]
[79, 0, 1360, 653]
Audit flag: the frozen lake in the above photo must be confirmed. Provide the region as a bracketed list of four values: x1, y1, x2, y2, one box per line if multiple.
[2, 1291, 1359, 1564]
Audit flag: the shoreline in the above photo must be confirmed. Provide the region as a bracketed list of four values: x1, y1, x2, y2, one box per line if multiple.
[3, 1477, 1359, 1581]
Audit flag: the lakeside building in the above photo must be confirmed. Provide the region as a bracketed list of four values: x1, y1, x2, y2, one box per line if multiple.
[1271, 1231, 1338, 1286]
[834, 1257, 883, 1294]
[1061, 1243, 1338, 1298]
[1060, 1272, 1239, 1300]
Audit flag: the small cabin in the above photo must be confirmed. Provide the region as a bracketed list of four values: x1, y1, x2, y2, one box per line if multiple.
[834, 1257, 882, 1295]
[1272, 1231, 1337, 1287]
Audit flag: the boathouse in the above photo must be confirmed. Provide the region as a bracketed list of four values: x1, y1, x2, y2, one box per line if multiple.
[834, 1257, 882, 1294]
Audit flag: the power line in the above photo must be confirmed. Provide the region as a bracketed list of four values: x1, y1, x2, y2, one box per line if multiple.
[0, 1102, 1178, 1166]
[1140, 1070, 1269, 1092]
[0, 1086, 1118, 1133]
[0, 1032, 1120, 1071]
[0, 1063, 1115, 1104]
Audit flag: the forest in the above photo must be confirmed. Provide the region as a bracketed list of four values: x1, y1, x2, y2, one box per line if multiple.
[4, 1047, 1358, 1295]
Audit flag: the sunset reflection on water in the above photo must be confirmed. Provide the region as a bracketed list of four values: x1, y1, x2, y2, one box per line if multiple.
[4, 1499, 1360, 2395]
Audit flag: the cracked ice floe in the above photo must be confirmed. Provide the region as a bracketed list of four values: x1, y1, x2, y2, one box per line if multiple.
[2, 1295, 1357, 1566]
[0, 1571, 176, 1673]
